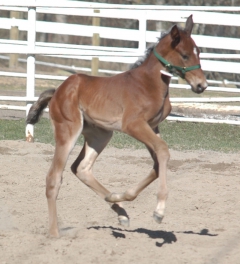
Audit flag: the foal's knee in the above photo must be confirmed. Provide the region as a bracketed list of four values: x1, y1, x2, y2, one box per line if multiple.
[124, 189, 137, 201]
[154, 141, 170, 163]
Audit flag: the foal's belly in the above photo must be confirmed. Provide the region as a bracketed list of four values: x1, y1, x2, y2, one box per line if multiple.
[83, 112, 123, 131]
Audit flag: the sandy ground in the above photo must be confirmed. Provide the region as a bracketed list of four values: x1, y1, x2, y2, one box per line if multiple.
[0, 140, 239, 264]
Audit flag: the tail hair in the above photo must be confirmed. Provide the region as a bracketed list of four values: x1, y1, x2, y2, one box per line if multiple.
[26, 89, 55, 125]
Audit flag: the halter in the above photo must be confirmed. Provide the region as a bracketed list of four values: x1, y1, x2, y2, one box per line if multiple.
[153, 48, 201, 79]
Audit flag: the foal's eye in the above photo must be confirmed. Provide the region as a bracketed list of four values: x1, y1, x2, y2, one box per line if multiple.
[181, 54, 189, 60]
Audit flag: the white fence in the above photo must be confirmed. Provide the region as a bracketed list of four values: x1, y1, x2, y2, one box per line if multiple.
[0, 0, 240, 138]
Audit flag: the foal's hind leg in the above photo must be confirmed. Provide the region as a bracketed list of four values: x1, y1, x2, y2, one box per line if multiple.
[46, 120, 82, 237]
[71, 125, 129, 226]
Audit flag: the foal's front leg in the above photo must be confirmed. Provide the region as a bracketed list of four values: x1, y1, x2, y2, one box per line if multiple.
[105, 123, 169, 224]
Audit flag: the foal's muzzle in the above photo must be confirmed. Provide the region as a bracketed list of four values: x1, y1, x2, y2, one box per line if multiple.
[192, 81, 208, 94]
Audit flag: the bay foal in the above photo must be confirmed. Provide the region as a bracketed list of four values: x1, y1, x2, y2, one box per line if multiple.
[27, 15, 207, 237]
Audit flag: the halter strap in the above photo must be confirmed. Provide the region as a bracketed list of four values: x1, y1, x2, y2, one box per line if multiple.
[153, 48, 201, 78]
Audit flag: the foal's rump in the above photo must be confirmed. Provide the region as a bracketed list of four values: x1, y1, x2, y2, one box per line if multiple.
[27, 74, 84, 126]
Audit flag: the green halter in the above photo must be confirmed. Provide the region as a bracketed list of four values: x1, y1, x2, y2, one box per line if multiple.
[153, 48, 201, 78]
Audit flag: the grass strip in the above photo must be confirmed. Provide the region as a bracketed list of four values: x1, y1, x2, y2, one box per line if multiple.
[0, 118, 239, 152]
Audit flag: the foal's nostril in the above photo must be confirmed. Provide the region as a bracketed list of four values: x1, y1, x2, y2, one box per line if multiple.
[197, 84, 203, 93]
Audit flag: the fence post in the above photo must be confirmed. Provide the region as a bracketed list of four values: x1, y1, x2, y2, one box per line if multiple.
[9, 11, 20, 68]
[91, 10, 100, 76]
[25, 2, 36, 142]
[138, 11, 147, 53]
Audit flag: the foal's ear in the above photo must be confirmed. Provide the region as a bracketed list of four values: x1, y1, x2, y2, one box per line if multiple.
[185, 15, 193, 36]
[170, 25, 180, 47]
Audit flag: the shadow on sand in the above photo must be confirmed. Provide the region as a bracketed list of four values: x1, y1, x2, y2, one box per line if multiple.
[87, 226, 218, 247]
[88, 226, 177, 247]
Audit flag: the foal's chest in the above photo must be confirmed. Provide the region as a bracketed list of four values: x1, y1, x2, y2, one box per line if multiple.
[148, 96, 171, 127]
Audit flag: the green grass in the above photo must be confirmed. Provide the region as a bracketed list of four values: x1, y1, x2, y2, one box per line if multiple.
[0, 118, 240, 152]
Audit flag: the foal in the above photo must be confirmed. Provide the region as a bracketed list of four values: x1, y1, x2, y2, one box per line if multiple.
[27, 15, 207, 237]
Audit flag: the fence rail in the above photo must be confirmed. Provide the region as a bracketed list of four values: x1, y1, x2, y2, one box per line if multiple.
[2, 1, 240, 11]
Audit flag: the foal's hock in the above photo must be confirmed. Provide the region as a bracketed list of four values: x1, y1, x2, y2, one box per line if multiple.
[27, 15, 207, 237]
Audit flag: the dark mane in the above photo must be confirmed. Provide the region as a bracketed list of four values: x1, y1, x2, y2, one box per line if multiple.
[130, 43, 158, 69]
[130, 27, 182, 69]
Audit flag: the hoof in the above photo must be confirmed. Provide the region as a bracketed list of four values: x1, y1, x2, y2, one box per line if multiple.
[118, 216, 130, 227]
[153, 211, 164, 224]
[49, 227, 60, 238]
[49, 231, 60, 238]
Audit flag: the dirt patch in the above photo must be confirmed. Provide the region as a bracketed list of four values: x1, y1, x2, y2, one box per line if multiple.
[171, 103, 240, 121]
[0, 140, 239, 264]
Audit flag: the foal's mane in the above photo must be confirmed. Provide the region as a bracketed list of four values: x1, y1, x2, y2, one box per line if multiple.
[130, 42, 158, 69]
[130, 26, 183, 69]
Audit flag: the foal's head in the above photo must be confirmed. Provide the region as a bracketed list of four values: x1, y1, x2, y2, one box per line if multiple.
[156, 15, 207, 94]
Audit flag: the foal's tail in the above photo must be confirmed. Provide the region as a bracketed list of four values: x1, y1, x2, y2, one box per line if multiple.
[26, 89, 56, 125]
